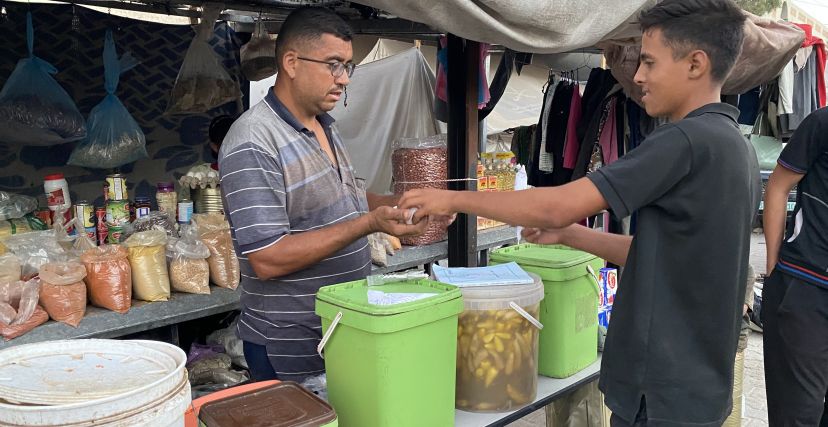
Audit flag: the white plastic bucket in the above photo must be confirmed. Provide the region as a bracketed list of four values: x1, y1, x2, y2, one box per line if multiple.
[0, 339, 190, 427]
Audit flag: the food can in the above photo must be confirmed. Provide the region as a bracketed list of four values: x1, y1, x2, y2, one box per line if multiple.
[106, 200, 131, 226]
[97, 222, 108, 246]
[103, 183, 110, 203]
[106, 225, 124, 244]
[599, 268, 618, 307]
[106, 174, 128, 201]
[129, 201, 135, 223]
[83, 226, 97, 243]
[74, 202, 94, 228]
[34, 208, 52, 228]
[178, 199, 193, 224]
[134, 196, 151, 219]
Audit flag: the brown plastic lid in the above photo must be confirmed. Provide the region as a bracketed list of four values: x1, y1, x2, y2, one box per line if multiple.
[199, 381, 337, 427]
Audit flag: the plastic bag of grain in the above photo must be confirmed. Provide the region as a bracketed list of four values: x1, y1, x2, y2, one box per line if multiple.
[38, 261, 87, 327]
[192, 213, 239, 290]
[81, 245, 132, 313]
[124, 230, 170, 302]
[167, 224, 210, 294]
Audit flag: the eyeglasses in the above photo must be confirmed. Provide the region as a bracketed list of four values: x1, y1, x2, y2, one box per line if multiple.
[297, 57, 356, 78]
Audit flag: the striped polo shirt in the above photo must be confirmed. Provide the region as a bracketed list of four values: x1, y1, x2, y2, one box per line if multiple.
[218, 89, 371, 381]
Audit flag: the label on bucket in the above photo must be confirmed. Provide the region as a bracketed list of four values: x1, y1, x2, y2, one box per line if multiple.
[367, 290, 437, 305]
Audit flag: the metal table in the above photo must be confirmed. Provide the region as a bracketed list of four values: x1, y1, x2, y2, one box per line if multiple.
[0, 227, 518, 349]
[455, 357, 603, 427]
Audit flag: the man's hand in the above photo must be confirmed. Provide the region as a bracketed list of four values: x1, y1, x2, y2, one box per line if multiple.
[398, 189, 457, 223]
[368, 206, 428, 237]
[521, 226, 571, 245]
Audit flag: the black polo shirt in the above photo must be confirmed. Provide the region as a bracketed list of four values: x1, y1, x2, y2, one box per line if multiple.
[588, 103, 761, 425]
[776, 107, 828, 289]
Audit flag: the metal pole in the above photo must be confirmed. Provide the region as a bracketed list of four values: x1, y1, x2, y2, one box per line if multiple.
[446, 34, 479, 267]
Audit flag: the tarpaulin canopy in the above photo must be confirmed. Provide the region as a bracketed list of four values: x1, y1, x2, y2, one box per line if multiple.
[354, 0, 658, 53]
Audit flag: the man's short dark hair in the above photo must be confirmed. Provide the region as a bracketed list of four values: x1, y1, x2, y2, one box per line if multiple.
[275, 7, 353, 69]
[639, 0, 747, 82]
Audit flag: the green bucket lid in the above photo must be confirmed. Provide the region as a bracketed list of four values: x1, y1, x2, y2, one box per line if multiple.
[490, 244, 597, 268]
[316, 278, 463, 334]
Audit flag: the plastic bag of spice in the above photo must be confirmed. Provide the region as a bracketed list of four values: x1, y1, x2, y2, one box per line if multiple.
[5, 230, 66, 280]
[167, 224, 211, 294]
[192, 214, 239, 290]
[0, 278, 48, 340]
[124, 230, 170, 301]
[166, 4, 241, 114]
[38, 261, 87, 327]
[80, 245, 132, 313]
[240, 19, 277, 81]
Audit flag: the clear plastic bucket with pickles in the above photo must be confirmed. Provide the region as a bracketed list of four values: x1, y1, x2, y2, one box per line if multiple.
[455, 273, 544, 412]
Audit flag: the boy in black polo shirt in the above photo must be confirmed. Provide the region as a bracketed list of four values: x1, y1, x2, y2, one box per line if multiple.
[400, 0, 759, 425]
[763, 106, 828, 425]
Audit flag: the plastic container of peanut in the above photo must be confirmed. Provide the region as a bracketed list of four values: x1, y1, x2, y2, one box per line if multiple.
[455, 273, 544, 412]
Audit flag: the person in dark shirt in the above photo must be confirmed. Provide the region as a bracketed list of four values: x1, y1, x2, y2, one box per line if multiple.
[400, 1, 759, 425]
[208, 115, 235, 170]
[763, 107, 828, 426]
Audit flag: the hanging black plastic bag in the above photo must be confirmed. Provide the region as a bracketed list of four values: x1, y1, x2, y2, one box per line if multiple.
[0, 12, 86, 146]
[166, 4, 242, 114]
[240, 19, 277, 81]
[68, 30, 147, 169]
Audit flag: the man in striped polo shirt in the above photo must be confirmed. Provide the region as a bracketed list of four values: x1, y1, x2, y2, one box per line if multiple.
[763, 106, 828, 425]
[218, 7, 427, 382]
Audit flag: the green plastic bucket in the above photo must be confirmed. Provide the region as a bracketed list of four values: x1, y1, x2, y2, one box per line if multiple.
[490, 244, 603, 378]
[315, 278, 463, 427]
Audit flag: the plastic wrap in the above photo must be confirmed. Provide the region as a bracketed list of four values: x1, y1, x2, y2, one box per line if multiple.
[167, 224, 211, 294]
[38, 261, 87, 327]
[0, 13, 86, 145]
[0, 303, 15, 324]
[240, 19, 277, 81]
[0, 191, 37, 221]
[0, 254, 21, 285]
[193, 214, 239, 289]
[124, 230, 170, 301]
[12, 278, 40, 325]
[206, 319, 247, 369]
[124, 211, 179, 239]
[392, 134, 449, 246]
[4, 230, 65, 279]
[80, 245, 131, 313]
[68, 30, 146, 169]
[166, 4, 241, 114]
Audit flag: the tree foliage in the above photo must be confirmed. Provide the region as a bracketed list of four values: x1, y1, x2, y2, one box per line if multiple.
[734, 0, 784, 16]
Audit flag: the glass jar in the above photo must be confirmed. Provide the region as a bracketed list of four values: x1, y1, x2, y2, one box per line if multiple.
[156, 182, 177, 218]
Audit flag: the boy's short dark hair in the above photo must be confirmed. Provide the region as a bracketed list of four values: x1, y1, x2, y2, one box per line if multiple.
[275, 7, 353, 69]
[639, 0, 747, 82]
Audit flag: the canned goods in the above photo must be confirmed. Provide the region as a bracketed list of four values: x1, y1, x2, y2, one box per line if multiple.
[107, 225, 124, 244]
[106, 174, 128, 201]
[178, 199, 193, 224]
[134, 196, 151, 219]
[106, 200, 130, 226]
[34, 208, 52, 227]
[103, 183, 109, 203]
[129, 201, 135, 223]
[84, 226, 97, 243]
[74, 202, 94, 228]
[96, 207, 107, 246]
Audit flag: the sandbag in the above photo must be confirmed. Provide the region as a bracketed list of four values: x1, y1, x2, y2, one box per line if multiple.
[193, 214, 239, 290]
[124, 230, 170, 301]
[38, 261, 87, 327]
[601, 13, 805, 106]
[81, 245, 131, 313]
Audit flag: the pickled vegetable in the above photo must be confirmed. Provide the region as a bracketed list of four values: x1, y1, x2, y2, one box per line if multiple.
[456, 303, 540, 412]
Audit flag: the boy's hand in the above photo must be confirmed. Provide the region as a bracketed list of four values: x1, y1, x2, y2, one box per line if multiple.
[398, 189, 457, 223]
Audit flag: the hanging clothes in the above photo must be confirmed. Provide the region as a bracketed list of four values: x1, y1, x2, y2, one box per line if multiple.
[627, 99, 645, 151]
[563, 83, 583, 169]
[738, 86, 762, 125]
[794, 24, 826, 108]
[529, 78, 557, 187]
[545, 81, 575, 185]
[510, 125, 535, 167]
